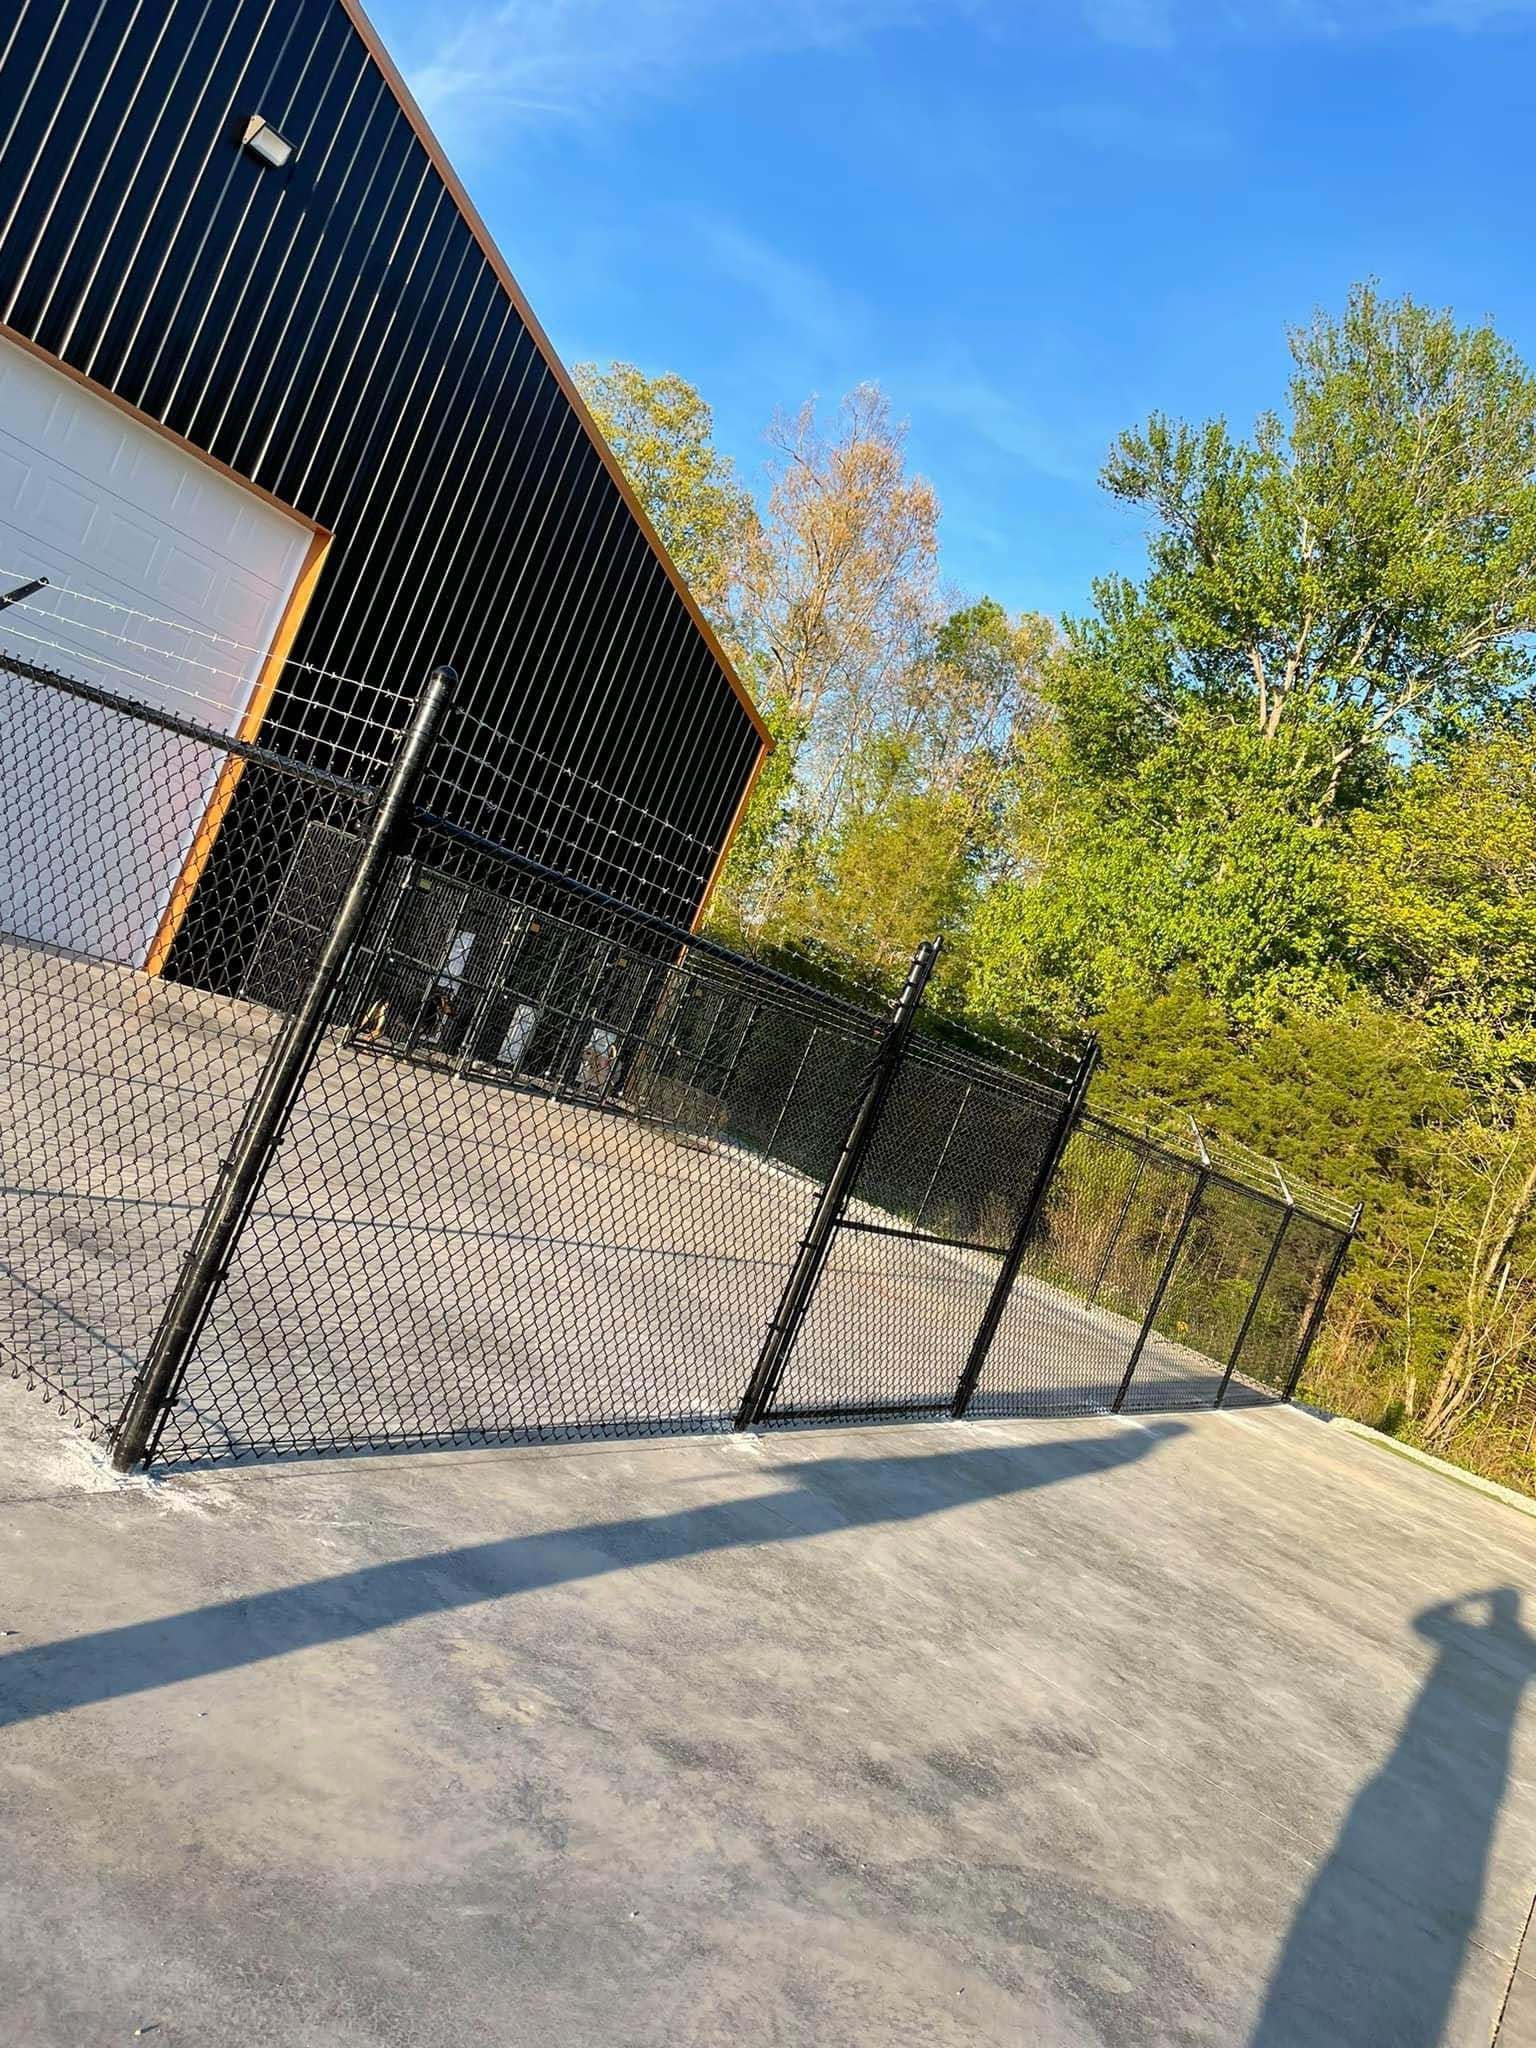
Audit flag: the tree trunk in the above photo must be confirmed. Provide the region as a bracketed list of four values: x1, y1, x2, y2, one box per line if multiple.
[1422, 1152, 1536, 1449]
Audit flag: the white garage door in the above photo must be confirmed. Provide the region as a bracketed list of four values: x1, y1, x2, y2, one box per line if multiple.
[0, 333, 316, 966]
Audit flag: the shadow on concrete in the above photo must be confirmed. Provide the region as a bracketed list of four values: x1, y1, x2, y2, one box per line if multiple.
[1252, 1586, 1536, 2047]
[0, 1422, 1183, 1730]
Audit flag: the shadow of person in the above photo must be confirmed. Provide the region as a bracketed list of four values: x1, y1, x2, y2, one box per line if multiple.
[0, 1420, 1185, 1730]
[1251, 1586, 1536, 2048]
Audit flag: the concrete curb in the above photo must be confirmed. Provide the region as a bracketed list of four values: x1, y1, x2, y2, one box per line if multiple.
[1327, 1415, 1536, 1523]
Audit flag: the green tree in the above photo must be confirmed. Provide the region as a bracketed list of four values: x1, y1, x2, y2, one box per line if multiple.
[966, 718, 1350, 1029]
[575, 360, 755, 633]
[717, 598, 1053, 985]
[972, 286, 1536, 1032]
[1348, 712, 1536, 1093]
[1078, 283, 1536, 819]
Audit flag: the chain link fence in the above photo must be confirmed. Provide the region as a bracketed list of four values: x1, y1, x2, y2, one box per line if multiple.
[0, 648, 375, 1440]
[0, 650, 1358, 1468]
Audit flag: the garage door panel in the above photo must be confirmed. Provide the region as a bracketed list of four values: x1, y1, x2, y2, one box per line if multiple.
[0, 445, 28, 520]
[157, 543, 221, 616]
[94, 506, 163, 586]
[34, 469, 98, 550]
[0, 345, 313, 579]
[0, 333, 317, 966]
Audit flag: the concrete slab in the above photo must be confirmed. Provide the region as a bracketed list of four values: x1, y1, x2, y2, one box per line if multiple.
[4, 1382, 1536, 2046]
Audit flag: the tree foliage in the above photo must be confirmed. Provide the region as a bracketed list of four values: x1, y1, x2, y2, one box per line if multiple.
[1084, 283, 1536, 816]
[574, 360, 753, 634]
[581, 288, 1536, 1493]
[1347, 711, 1536, 1094]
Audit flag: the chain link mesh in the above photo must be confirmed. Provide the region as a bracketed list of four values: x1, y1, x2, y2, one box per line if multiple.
[0, 654, 373, 1434]
[0, 659, 1356, 1463]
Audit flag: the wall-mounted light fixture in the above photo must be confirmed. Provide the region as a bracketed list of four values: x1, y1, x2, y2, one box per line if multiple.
[241, 114, 294, 169]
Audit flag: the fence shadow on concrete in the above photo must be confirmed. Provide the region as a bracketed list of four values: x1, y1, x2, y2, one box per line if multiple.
[0, 1423, 1184, 1731]
[1252, 1586, 1536, 2048]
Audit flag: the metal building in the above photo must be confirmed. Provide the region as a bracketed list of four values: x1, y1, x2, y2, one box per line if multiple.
[0, 0, 768, 971]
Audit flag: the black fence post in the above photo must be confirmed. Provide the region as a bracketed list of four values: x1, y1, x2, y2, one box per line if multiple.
[734, 938, 941, 1430]
[109, 665, 457, 1471]
[717, 1001, 759, 1106]
[764, 1023, 819, 1160]
[1281, 1200, 1362, 1403]
[1215, 1198, 1293, 1406]
[913, 1082, 971, 1234]
[950, 1040, 1100, 1420]
[1111, 1158, 1209, 1414]
[1088, 1127, 1150, 1310]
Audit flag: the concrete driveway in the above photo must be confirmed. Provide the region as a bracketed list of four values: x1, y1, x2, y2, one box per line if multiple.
[3, 1382, 1534, 2046]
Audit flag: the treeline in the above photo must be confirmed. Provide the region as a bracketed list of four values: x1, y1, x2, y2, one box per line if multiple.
[577, 284, 1536, 1493]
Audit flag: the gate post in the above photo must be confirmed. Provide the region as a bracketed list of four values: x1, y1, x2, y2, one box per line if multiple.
[109, 665, 457, 1471]
[764, 1023, 819, 1159]
[1214, 1196, 1293, 1406]
[950, 1039, 1100, 1419]
[1281, 1201, 1362, 1403]
[1111, 1156, 1209, 1413]
[734, 938, 940, 1430]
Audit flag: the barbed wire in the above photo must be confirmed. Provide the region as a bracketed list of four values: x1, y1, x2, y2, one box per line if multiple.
[438, 703, 722, 858]
[0, 563, 413, 702]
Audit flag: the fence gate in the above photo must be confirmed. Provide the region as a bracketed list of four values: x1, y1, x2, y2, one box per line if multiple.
[738, 943, 1098, 1430]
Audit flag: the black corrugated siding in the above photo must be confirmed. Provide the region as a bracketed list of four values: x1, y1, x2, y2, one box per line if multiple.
[0, 0, 762, 929]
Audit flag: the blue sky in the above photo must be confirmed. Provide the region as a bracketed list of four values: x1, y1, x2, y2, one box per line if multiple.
[370, 0, 1536, 623]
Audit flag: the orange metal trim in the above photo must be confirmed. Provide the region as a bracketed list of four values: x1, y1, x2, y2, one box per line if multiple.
[143, 527, 334, 975]
[0, 321, 328, 541]
[332, 0, 771, 757]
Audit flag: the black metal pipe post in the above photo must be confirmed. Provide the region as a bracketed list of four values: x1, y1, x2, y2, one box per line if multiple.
[109, 665, 457, 1471]
[1111, 1161, 1208, 1413]
[735, 939, 940, 1431]
[1215, 1200, 1292, 1406]
[913, 1083, 970, 1235]
[763, 1024, 819, 1159]
[1281, 1201, 1362, 1403]
[1088, 1129, 1150, 1311]
[717, 1001, 759, 1106]
[950, 1039, 1100, 1419]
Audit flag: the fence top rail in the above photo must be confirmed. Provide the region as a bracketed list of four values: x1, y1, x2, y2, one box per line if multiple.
[903, 1031, 1075, 1112]
[0, 649, 380, 802]
[411, 809, 1087, 1107]
[757, 945, 1086, 1089]
[911, 1009, 1087, 1088]
[1081, 1107, 1360, 1237]
[412, 809, 891, 1039]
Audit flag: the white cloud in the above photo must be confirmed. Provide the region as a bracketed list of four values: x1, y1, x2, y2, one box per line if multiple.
[1040, 99, 1228, 156]
[1078, 0, 1177, 46]
[394, 0, 1536, 148]
[402, 0, 956, 135]
[692, 217, 867, 357]
[903, 366, 1101, 487]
